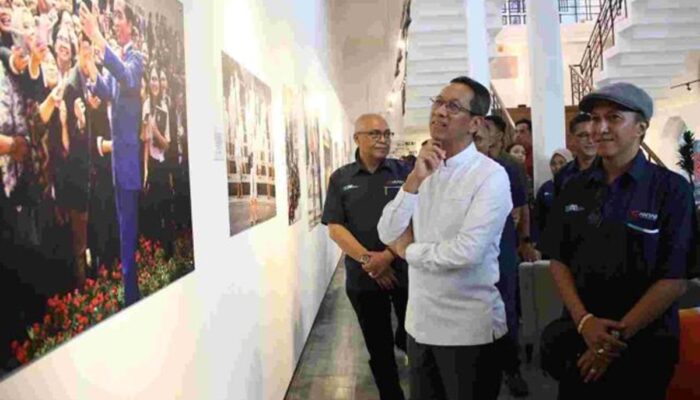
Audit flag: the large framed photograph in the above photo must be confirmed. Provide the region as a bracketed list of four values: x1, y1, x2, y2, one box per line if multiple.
[0, 0, 194, 378]
[221, 52, 276, 236]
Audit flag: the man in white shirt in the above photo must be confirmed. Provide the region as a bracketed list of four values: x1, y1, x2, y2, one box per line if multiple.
[378, 76, 512, 400]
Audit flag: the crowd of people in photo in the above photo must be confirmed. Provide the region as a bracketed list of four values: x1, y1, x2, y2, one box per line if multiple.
[324, 74, 698, 400]
[0, 0, 190, 370]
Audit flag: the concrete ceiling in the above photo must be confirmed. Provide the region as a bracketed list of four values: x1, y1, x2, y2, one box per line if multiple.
[326, 0, 407, 126]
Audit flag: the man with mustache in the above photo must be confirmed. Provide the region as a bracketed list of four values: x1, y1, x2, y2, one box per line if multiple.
[378, 77, 512, 399]
[322, 113, 410, 400]
[539, 82, 698, 399]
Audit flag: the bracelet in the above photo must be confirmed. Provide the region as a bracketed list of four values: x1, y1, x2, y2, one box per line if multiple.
[385, 246, 398, 259]
[577, 313, 594, 334]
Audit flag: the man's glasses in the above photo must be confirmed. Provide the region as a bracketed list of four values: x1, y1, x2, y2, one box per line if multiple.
[429, 96, 477, 115]
[356, 130, 395, 141]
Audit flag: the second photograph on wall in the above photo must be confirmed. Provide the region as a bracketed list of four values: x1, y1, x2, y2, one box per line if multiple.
[284, 87, 302, 226]
[221, 52, 277, 236]
[304, 91, 323, 230]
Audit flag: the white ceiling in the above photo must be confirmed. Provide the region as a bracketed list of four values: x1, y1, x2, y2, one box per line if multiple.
[325, 0, 407, 126]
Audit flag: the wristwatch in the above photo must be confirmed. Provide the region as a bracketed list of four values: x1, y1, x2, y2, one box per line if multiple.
[359, 254, 371, 265]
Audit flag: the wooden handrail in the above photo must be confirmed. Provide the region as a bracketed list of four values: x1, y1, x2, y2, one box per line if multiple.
[641, 142, 665, 167]
[490, 83, 516, 139]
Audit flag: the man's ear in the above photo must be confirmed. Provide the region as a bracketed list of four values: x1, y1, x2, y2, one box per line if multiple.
[637, 120, 648, 138]
[469, 116, 484, 135]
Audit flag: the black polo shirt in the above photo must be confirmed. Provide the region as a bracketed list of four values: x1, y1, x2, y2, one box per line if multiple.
[539, 151, 698, 358]
[322, 153, 411, 291]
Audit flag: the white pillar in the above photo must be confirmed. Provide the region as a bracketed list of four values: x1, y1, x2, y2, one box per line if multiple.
[464, 0, 491, 94]
[526, 0, 566, 191]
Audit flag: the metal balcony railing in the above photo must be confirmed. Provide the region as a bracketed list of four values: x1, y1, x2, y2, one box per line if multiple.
[502, 0, 606, 26]
[569, 0, 627, 105]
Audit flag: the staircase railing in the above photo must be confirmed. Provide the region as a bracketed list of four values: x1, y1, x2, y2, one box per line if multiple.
[641, 142, 665, 166]
[568, 0, 665, 167]
[490, 84, 516, 143]
[569, 0, 627, 105]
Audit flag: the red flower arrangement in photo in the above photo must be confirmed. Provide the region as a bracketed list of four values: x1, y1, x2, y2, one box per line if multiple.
[10, 232, 194, 365]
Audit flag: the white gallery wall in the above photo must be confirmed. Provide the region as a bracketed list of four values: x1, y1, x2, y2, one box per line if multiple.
[0, 0, 351, 399]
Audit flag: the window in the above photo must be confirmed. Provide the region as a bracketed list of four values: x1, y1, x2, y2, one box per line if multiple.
[502, 0, 602, 25]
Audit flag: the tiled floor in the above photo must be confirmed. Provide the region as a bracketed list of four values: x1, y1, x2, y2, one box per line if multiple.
[285, 260, 559, 400]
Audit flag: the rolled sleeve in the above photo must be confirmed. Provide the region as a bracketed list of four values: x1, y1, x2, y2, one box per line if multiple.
[408, 168, 512, 271]
[377, 188, 418, 244]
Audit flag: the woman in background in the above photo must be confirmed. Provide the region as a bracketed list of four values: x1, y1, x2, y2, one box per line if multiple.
[533, 148, 573, 248]
[141, 63, 171, 249]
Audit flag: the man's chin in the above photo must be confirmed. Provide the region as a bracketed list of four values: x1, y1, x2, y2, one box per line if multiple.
[373, 148, 389, 157]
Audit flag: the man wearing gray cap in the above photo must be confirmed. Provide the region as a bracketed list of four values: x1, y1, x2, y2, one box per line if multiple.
[539, 82, 698, 399]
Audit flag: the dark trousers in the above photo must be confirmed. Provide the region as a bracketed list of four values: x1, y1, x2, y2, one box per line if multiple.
[495, 260, 521, 374]
[557, 341, 677, 400]
[346, 286, 408, 400]
[116, 187, 141, 306]
[407, 334, 504, 400]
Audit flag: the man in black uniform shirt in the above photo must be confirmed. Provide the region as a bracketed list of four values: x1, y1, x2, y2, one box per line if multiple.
[322, 113, 410, 400]
[539, 82, 699, 399]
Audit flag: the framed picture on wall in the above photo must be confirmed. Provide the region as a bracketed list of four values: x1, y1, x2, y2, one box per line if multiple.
[221, 52, 277, 236]
[283, 87, 302, 226]
[303, 91, 323, 230]
[322, 128, 332, 201]
[0, 0, 195, 378]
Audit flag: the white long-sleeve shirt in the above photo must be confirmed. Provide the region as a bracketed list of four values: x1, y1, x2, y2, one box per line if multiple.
[378, 143, 512, 346]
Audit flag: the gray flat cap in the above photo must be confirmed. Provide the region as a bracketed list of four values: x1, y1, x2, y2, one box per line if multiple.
[579, 82, 654, 121]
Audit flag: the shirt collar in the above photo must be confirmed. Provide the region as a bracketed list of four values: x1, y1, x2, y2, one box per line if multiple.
[588, 150, 649, 184]
[444, 142, 477, 169]
[122, 42, 133, 54]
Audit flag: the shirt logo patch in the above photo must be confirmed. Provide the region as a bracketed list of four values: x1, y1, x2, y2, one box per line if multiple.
[342, 184, 359, 192]
[386, 180, 405, 186]
[629, 210, 658, 222]
[565, 204, 585, 213]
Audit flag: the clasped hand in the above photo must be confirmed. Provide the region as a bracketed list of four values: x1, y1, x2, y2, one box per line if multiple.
[577, 317, 627, 383]
[361, 251, 397, 290]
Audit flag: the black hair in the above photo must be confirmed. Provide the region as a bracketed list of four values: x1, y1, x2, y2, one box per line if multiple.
[485, 115, 506, 133]
[123, 3, 137, 26]
[568, 113, 592, 134]
[515, 118, 532, 132]
[449, 76, 491, 116]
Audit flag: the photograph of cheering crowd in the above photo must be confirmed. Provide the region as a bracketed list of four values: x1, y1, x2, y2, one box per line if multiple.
[0, 0, 194, 377]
